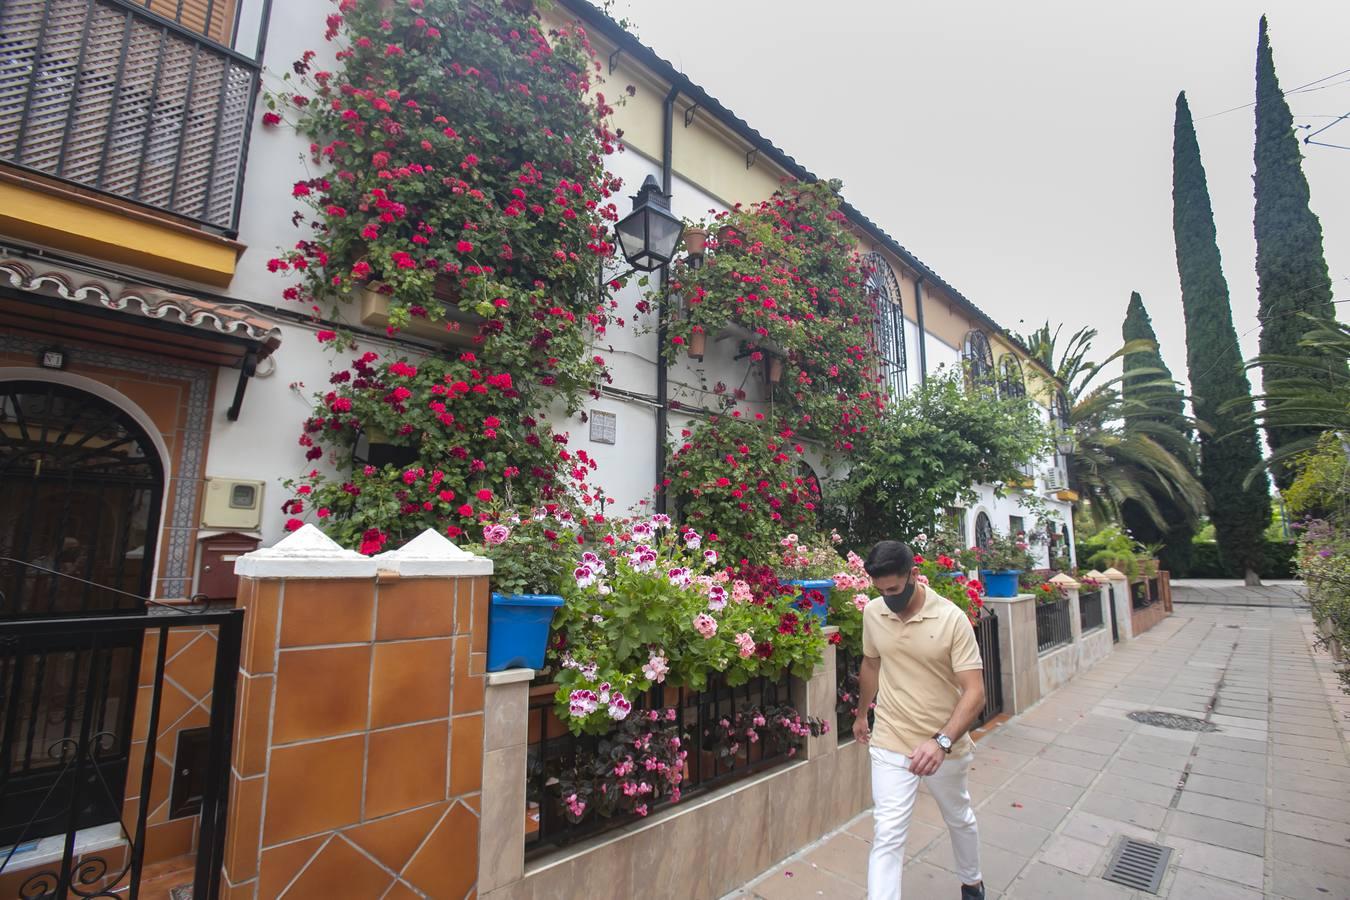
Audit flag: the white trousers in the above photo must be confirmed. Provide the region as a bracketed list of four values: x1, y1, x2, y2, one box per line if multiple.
[867, 745, 981, 900]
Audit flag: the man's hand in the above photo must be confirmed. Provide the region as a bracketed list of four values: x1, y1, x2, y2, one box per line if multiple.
[853, 715, 871, 744]
[909, 739, 944, 776]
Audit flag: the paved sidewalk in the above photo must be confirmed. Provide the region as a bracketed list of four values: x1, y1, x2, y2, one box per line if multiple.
[728, 591, 1350, 899]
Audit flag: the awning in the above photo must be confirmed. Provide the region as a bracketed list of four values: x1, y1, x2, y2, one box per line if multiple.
[0, 258, 281, 368]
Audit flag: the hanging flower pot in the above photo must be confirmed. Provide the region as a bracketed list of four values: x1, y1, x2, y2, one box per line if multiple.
[487, 592, 565, 672]
[682, 227, 708, 257]
[767, 356, 784, 384]
[688, 330, 706, 360]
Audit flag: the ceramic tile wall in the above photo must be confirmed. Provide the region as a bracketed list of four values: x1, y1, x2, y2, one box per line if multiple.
[222, 572, 488, 899]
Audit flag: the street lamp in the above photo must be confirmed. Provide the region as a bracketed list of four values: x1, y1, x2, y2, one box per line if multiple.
[1055, 429, 1075, 456]
[614, 175, 684, 272]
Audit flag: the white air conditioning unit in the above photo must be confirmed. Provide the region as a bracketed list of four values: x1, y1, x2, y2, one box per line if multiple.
[1041, 467, 1069, 493]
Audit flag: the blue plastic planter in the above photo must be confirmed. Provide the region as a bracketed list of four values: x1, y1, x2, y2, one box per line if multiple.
[782, 579, 835, 627]
[979, 570, 1022, 599]
[487, 592, 565, 672]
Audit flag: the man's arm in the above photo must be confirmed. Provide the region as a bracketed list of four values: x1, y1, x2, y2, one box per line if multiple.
[852, 655, 881, 743]
[908, 669, 985, 776]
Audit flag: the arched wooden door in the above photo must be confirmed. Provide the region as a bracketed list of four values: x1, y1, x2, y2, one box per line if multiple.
[0, 381, 164, 846]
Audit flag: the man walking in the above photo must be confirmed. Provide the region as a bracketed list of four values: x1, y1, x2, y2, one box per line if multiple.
[855, 540, 986, 900]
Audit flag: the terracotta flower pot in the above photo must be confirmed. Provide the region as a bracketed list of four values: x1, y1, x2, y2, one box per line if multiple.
[682, 227, 709, 257]
[688, 331, 706, 361]
[767, 356, 783, 384]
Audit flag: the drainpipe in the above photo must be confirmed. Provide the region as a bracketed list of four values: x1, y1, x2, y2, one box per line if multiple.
[654, 85, 680, 514]
[913, 275, 929, 384]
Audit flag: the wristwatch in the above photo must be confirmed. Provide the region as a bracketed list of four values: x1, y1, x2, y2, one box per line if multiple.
[933, 732, 953, 754]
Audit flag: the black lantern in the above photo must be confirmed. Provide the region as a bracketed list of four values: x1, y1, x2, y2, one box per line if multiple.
[614, 175, 684, 272]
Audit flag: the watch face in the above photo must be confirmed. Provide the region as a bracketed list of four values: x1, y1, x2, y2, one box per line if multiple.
[936, 734, 952, 750]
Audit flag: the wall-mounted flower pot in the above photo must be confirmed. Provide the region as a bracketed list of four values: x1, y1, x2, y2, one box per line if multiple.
[688, 330, 706, 361]
[357, 286, 487, 348]
[766, 356, 783, 384]
[979, 570, 1022, 598]
[354, 426, 420, 470]
[782, 579, 834, 626]
[682, 227, 708, 257]
[487, 592, 565, 672]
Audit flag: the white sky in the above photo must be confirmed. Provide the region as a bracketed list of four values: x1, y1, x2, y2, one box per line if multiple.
[612, 0, 1350, 390]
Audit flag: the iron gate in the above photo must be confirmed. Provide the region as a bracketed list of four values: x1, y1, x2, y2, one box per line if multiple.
[0, 605, 241, 899]
[972, 607, 1003, 727]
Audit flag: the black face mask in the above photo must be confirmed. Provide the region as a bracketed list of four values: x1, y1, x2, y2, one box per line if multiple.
[882, 574, 916, 614]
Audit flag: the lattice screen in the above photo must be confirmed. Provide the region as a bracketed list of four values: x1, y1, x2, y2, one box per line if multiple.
[0, 0, 256, 229]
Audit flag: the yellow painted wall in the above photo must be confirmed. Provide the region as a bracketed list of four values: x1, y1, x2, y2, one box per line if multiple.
[554, 4, 1062, 392]
[0, 173, 240, 286]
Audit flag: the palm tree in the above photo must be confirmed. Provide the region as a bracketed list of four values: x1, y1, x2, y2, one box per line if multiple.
[1013, 323, 1209, 531]
[1236, 315, 1350, 483]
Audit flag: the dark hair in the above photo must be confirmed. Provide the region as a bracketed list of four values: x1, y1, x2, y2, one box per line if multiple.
[864, 540, 915, 579]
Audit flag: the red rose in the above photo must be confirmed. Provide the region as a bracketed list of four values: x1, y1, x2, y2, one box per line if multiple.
[262, 111, 282, 127]
[476, 489, 493, 502]
[458, 504, 474, 516]
[284, 518, 304, 531]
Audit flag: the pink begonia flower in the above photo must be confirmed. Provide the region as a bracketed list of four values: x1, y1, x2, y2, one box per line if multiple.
[683, 530, 702, 549]
[693, 613, 717, 639]
[704, 548, 719, 565]
[632, 521, 655, 538]
[732, 580, 754, 603]
[706, 585, 728, 611]
[650, 513, 671, 526]
[853, 593, 870, 611]
[482, 524, 511, 545]
[914, 533, 928, 544]
[916, 573, 930, 585]
[608, 694, 632, 720]
[568, 690, 598, 716]
[734, 632, 756, 658]
[573, 565, 596, 588]
[667, 567, 692, 588]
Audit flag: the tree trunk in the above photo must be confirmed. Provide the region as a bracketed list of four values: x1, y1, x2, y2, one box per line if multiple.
[1244, 568, 1262, 587]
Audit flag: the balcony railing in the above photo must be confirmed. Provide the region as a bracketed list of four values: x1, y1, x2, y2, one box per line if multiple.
[0, 0, 266, 232]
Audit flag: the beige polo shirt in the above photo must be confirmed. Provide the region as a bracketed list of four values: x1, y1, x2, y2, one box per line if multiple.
[861, 587, 983, 757]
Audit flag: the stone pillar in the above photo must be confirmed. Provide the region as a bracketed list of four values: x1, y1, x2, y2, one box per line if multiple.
[1050, 573, 1082, 644]
[478, 667, 533, 895]
[1102, 567, 1133, 641]
[981, 594, 1041, 714]
[222, 526, 492, 900]
[791, 625, 839, 760]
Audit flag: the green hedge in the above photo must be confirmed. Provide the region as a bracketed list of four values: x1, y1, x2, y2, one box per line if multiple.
[1186, 539, 1296, 579]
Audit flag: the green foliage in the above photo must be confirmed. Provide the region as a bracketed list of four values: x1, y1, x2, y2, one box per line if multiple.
[1253, 17, 1346, 488]
[1014, 316, 1208, 534]
[1119, 292, 1198, 574]
[1297, 520, 1350, 692]
[1188, 538, 1296, 580]
[285, 353, 587, 552]
[1242, 317, 1350, 483]
[1173, 91, 1272, 579]
[1080, 524, 1146, 579]
[1285, 434, 1349, 521]
[660, 181, 886, 450]
[668, 413, 822, 565]
[463, 512, 588, 596]
[552, 520, 826, 734]
[826, 372, 1050, 549]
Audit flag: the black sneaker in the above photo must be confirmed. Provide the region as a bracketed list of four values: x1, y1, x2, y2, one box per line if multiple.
[960, 883, 985, 900]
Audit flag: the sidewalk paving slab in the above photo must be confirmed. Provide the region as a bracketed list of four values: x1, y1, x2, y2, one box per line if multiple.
[725, 587, 1350, 900]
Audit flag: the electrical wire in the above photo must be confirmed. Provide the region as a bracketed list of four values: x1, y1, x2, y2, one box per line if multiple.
[1198, 66, 1350, 120]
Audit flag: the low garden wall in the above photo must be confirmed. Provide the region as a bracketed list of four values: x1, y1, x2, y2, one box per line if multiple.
[479, 634, 869, 900]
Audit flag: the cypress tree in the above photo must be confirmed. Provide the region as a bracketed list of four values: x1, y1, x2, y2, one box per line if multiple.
[1173, 92, 1271, 585]
[1120, 292, 1197, 574]
[1253, 16, 1344, 489]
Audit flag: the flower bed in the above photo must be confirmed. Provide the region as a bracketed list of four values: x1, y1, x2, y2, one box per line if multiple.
[525, 672, 823, 852]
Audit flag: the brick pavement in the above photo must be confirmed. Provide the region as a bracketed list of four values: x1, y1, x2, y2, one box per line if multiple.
[726, 590, 1350, 899]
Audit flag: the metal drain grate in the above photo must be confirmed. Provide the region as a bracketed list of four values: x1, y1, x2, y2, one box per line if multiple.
[1103, 838, 1173, 893]
[1126, 710, 1218, 732]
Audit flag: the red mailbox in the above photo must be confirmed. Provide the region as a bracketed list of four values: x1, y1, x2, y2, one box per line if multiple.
[196, 532, 261, 601]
